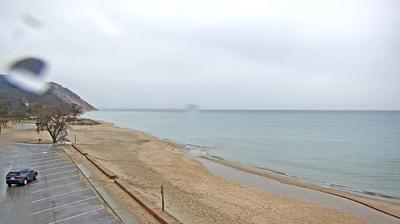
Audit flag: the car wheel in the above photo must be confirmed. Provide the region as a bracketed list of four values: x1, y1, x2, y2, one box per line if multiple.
[34, 173, 38, 180]
[23, 179, 28, 185]
[7, 184, 12, 187]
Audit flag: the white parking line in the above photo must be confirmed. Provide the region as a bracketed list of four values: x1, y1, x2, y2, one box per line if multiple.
[8, 155, 59, 163]
[32, 188, 90, 203]
[31, 174, 79, 186]
[29, 153, 58, 160]
[29, 156, 59, 161]
[29, 152, 54, 156]
[8, 152, 54, 157]
[47, 207, 104, 224]
[28, 148, 43, 151]
[15, 143, 47, 146]
[44, 169, 77, 177]
[3, 154, 19, 157]
[29, 153, 58, 158]
[38, 165, 75, 172]
[31, 181, 82, 194]
[31, 196, 98, 215]
[29, 158, 64, 166]
[33, 162, 69, 169]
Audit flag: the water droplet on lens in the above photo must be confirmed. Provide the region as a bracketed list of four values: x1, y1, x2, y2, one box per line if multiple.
[6, 57, 49, 95]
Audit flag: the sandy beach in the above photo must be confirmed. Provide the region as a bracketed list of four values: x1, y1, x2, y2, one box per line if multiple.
[198, 156, 400, 218]
[2, 121, 400, 224]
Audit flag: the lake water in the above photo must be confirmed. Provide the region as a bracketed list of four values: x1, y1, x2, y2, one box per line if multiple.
[85, 110, 400, 200]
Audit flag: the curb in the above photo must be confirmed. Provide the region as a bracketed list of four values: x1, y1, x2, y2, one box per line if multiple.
[115, 179, 182, 224]
[72, 144, 88, 155]
[60, 147, 126, 224]
[71, 144, 182, 224]
[72, 144, 116, 179]
[86, 155, 117, 179]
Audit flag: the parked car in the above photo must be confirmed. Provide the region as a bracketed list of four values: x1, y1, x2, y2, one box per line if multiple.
[5, 168, 38, 187]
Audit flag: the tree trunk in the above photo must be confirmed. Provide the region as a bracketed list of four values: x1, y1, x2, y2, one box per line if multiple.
[48, 130, 57, 143]
[51, 136, 57, 143]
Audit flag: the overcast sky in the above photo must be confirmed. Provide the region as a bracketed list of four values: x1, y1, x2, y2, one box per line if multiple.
[0, 0, 399, 110]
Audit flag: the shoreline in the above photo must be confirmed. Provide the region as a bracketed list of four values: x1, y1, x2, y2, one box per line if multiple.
[4, 120, 400, 223]
[94, 120, 400, 220]
[192, 151, 400, 203]
[121, 126, 400, 205]
[83, 118, 400, 220]
[126, 127, 400, 204]
[197, 154, 400, 220]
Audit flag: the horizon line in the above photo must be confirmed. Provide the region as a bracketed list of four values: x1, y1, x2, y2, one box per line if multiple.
[93, 108, 400, 112]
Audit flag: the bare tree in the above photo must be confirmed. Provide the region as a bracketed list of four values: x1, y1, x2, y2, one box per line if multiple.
[70, 103, 83, 119]
[0, 97, 11, 118]
[0, 97, 11, 133]
[10, 101, 28, 122]
[34, 104, 71, 143]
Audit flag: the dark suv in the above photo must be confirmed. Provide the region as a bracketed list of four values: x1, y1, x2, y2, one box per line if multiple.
[6, 168, 38, 187]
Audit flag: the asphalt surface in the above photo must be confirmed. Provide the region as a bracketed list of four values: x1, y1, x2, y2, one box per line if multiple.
[0, 144, 120, 224]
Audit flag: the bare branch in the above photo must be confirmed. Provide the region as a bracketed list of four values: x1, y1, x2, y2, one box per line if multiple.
[32, 103, 71, 143]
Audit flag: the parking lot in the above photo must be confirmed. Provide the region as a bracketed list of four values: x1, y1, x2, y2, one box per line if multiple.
[0, 144, 120, 224]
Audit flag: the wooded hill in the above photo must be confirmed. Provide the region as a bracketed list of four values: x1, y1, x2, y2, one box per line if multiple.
[0, 74, 95, 119]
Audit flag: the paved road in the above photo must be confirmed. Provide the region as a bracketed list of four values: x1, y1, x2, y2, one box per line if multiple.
[0, 144, 120, 224]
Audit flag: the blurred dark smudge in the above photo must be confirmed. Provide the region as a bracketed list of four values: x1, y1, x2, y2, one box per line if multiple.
[10, 57, 47, 75]
[22, 13, 43, 29]
[6, 57, 49, 95]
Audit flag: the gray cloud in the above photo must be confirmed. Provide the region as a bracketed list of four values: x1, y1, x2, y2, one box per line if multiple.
[0, 0, 399, 110]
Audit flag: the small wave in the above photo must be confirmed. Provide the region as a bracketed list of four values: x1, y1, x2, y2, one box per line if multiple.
[360, 190, 400, 200]
[210, 155, 224, 160]
[185, 144, 203, 148]
[184, 144, 210, 157]
[324, 183, 400, 200]
[185, 143, 214, 149]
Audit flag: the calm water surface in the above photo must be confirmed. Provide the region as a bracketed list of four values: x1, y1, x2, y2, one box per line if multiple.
[85, 110, 400, 199]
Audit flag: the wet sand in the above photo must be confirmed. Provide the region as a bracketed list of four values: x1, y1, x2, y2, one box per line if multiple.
[197, 158, 400, 224]
[3, 121, 400, 223]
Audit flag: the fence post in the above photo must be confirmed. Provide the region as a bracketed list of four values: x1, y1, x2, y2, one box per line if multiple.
[161, 185, 165, 212]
